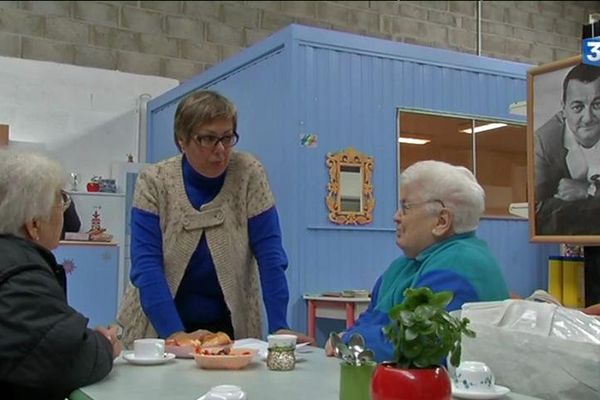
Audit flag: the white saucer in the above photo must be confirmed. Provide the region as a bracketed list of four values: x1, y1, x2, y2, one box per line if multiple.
[452, 384, 511, 400]
[123, 352, 176, 365]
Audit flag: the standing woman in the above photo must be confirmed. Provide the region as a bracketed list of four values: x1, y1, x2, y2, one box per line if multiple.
[0, 150, 121, 400]
[118, 90, 311, 345]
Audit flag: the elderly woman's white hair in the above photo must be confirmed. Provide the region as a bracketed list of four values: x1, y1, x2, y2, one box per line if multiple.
[0, 149, 66, 236]
[401, 160, 485, 233]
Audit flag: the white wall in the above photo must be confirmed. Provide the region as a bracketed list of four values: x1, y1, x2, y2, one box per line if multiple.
[0, 55, 178, 306]
[0, 55, 178, 185]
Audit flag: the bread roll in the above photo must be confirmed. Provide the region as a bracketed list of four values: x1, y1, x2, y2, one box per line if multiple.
[166, 337, 202, 347]
[201, 332, 232, 347]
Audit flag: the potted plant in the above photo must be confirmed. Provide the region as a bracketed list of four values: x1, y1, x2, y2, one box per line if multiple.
[371, 287, 475, 400]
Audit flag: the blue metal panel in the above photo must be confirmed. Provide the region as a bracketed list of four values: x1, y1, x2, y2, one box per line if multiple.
[145, 24, 554, 338]
[147, 102, 179, 163]
[477, 219, 559, 297]
[146, 27, 292, 163]
[290, 24, 530, 79]
[54, 245, 119, 328]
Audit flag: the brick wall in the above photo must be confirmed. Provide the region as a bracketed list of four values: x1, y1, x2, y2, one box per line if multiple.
[0, 1, 598, 82]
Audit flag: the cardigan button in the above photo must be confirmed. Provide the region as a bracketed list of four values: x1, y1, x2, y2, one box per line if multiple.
[183, 218, 189, 226]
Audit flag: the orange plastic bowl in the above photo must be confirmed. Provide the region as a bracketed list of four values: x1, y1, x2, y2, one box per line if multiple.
[194, 348, 258, 370]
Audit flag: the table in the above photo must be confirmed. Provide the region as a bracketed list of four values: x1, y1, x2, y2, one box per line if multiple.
[303, 294, 371, 338]
[69, 348, 540, 400]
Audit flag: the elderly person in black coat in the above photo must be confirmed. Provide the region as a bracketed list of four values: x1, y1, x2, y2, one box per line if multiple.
[0, 150, 122, 400]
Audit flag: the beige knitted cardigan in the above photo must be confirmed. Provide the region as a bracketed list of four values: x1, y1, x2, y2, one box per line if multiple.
[117, 152, 274, 347]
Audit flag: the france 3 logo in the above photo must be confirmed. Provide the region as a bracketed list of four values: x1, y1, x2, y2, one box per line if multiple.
[583, 37, 600, 67]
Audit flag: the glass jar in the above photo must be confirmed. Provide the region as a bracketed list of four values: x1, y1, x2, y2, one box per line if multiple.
[266, 346, 295, 371]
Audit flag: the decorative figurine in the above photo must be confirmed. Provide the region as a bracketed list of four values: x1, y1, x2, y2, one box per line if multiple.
[86, 176, 101, 192]
[87, 206, 113, 242]
[70, 172, 79, 192]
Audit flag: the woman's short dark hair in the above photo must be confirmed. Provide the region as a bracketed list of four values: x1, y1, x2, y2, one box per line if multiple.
[173, 90, 237, 151]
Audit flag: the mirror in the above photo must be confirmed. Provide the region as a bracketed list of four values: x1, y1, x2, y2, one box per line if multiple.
[326, 147, 375, 225]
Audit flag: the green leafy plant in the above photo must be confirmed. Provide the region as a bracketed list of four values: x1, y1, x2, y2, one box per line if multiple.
[383, 287, 475, 369]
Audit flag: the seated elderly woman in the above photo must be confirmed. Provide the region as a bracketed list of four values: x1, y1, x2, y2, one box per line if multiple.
[326, 160, 509, 362]
[0, 150, 122, 400]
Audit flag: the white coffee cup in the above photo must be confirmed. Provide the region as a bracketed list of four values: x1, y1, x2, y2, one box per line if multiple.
[133, 338, 165, 360]
[202, 385, 246, 400]
[452, 361, 495, 393]
[267, 334, 297, 349]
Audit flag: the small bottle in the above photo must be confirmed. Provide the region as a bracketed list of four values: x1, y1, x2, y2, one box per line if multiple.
[266, 346, 295, 371]
[266, 334, 297, 371]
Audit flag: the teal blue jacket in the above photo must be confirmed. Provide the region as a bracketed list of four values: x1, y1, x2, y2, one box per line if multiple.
[342, 232, 509, 362]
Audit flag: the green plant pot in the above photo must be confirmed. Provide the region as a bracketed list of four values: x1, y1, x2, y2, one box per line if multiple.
[339, 361, 377, 400]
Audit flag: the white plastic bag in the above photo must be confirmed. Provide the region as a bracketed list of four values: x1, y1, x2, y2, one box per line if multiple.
[458, 299, 600, 400]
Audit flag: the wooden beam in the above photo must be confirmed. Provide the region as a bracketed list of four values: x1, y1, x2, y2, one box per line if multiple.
[0, 124, 8, 147]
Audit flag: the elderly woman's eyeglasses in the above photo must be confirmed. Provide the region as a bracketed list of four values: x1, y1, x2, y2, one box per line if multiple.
[399, 199, 445, 215]
[192, 131, 239, 148]
[60, 190, 72, 212]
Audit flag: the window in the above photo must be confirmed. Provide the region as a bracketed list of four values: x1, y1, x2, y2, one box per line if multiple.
[398, 111, 527, 217]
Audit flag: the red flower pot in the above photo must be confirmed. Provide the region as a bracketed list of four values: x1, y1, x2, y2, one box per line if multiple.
[86, 182, 100, 192]
[371, 362, 451, 400]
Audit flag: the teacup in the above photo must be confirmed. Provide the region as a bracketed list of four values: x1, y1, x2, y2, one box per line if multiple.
[202, 385, 246, 400]
[267, 334, 297, 349]
[452, 361, 495, 393]
[133, 338, 165, 360]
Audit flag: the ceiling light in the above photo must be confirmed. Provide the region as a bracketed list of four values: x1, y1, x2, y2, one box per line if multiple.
[398, 137, 431, 145]
[459, 123, 507, 134]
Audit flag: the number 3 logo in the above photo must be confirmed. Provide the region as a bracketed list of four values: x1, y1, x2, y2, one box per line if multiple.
[586, 41, 600, 62]
[583, 38, 600, 66]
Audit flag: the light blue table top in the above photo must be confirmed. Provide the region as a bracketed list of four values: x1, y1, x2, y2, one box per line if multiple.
[70, 347, 539, 400]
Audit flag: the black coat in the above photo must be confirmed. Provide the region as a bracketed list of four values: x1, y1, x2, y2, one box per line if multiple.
[0, 234, 113, 400]
[61, 201, 82, 239]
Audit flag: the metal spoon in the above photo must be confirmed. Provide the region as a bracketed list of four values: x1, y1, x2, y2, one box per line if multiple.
[336, 341, 355, 365]
[329, 332, 343, 359]
[348, 333, 365, 363]
[357, 349, 375, 364]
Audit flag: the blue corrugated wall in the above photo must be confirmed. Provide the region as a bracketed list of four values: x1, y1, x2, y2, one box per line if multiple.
[145, 25, 558, 343]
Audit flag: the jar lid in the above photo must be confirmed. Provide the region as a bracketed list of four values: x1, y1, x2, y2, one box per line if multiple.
[267, 334, 297, 348]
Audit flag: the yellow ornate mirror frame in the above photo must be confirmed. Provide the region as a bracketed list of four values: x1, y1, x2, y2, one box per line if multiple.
[326, 147, 375, 225]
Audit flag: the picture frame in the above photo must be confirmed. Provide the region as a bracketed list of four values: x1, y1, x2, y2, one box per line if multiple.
[325, 147, 375, 225]
[527, 55, 600, 243]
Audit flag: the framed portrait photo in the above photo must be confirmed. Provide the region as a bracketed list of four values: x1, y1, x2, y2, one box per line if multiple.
[528, 55, 600, 243]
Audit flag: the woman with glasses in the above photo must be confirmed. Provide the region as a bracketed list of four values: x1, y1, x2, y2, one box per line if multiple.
[0, 150, 122, 400]
[118, 90, 313, 346]
[325, 160, 509, 362]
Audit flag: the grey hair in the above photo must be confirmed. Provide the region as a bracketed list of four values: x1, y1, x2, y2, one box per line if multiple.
[0, 149, 66, 236]
[401, 160, 485, 233]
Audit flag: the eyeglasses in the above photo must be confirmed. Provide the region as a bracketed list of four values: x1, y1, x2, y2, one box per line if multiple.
[399, 199, 445, 215]
[60, 190, 72, 212]
[192, 131, 239, 148]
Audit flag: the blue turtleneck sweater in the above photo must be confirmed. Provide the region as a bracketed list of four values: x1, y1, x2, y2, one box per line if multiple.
[130, 155, 289, 338]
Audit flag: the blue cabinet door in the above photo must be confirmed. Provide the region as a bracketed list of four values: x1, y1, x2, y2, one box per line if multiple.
[53, 245, 119, 328]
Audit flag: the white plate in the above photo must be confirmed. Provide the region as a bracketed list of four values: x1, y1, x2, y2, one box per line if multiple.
[166, 344, 195, 359]
[122, 352, 176, 366]
[452, 384, 511, 400]
[295, 342, 310, 351]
